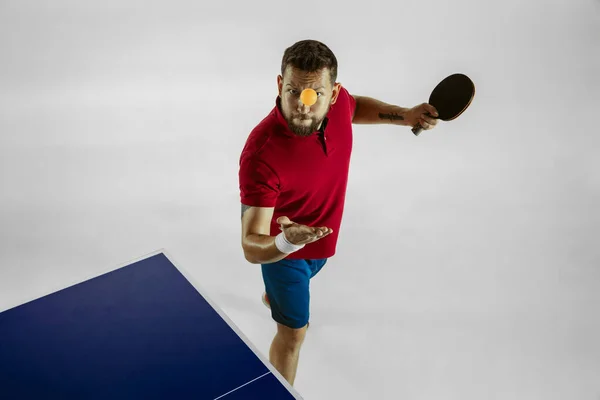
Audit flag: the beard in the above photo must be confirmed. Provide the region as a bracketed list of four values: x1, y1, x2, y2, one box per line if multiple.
[283, 105, 331, 137]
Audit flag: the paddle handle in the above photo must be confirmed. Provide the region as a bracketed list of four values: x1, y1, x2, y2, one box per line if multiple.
[412, 112, 437, 136]
[412, 124, 424, 136]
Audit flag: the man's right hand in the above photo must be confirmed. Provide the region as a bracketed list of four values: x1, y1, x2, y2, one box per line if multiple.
[241, 204, 332, 264]
[276, 216, 333, 245]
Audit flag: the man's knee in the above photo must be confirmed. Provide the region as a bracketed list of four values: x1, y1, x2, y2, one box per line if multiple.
[276, 322, 308, 350]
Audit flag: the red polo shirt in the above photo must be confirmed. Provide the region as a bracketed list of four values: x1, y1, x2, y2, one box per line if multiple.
[239, 86, 356, 260]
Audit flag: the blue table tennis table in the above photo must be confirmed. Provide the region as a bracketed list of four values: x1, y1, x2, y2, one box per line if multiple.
[0, 250, 303, 399]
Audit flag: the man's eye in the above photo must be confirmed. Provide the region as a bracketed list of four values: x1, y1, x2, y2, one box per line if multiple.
[288, 89, 323, 97]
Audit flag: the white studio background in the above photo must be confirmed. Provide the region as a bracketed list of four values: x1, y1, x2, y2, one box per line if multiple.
[1, 1, 599, 399]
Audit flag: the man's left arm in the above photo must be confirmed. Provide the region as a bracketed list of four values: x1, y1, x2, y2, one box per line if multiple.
[351, 95, 438, 130]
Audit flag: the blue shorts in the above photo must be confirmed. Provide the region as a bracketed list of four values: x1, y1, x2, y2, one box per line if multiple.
[261, 258, 328, 329]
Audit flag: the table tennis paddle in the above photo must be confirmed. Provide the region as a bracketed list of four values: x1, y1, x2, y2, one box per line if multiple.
[412, 73, 475, 136]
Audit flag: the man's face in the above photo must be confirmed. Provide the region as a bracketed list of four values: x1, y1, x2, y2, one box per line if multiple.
[277, 66, 341, 136]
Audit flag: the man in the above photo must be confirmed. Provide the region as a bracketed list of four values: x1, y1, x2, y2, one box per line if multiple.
[238, 39, 438, 386]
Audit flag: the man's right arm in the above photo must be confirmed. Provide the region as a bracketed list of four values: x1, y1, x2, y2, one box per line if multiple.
[241, 204, 288, 264]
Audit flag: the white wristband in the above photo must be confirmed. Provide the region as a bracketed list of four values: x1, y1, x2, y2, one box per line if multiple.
[275, 232, 305, 254]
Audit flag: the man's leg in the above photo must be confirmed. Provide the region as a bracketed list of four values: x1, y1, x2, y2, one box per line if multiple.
[269, 322, 308, 385]
[269, 258, 326, 384]
[261, 258, 314, 386]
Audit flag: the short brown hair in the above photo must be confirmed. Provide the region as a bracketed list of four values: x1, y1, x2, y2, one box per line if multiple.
[281, 40, 338, 85]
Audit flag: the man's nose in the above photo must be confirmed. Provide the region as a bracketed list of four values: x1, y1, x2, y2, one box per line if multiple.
[296, 100, 311, 114]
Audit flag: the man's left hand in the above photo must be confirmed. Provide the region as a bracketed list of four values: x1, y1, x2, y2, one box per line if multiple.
[405, 103, 439, 131]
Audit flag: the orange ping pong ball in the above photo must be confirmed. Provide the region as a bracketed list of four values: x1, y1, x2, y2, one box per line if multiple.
[300, 88, 318, 106]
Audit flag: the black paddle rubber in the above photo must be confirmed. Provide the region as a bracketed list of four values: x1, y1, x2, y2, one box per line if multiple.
[412, 73, 475, 136]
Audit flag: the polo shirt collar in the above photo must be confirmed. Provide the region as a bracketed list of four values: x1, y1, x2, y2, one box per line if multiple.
[274, 96, 328, 138]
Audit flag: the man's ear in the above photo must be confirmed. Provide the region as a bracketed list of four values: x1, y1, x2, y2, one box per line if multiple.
[277, 75, 283, 98]
[330, 82, 342, 104]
